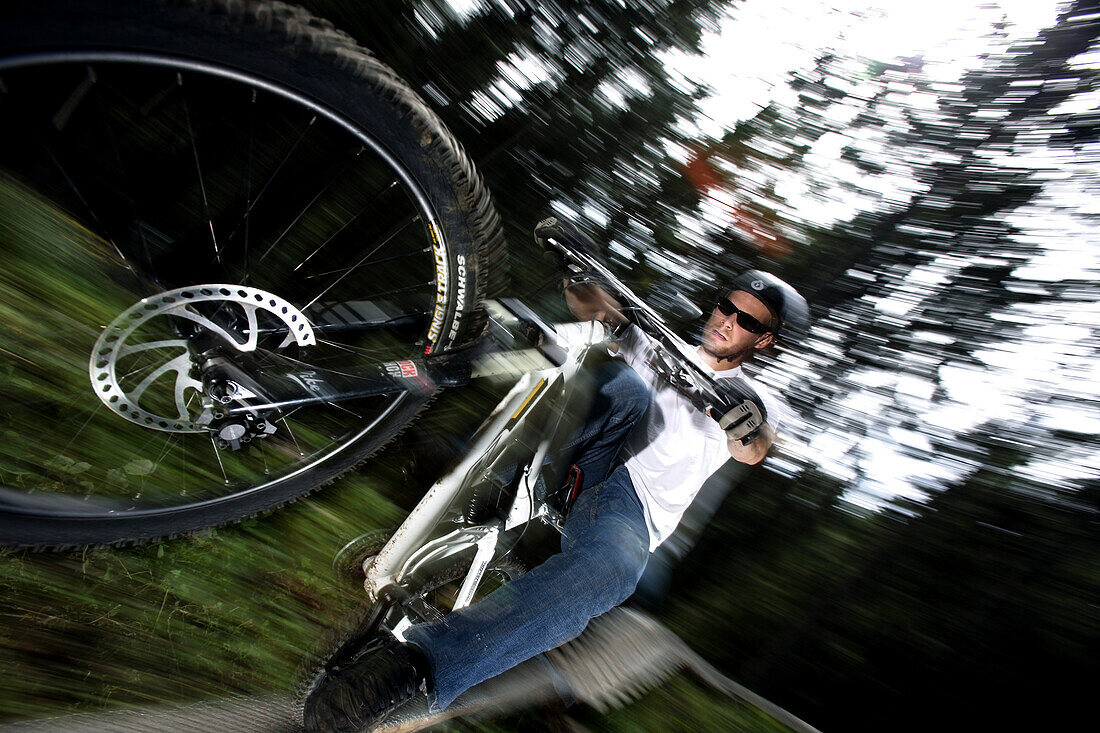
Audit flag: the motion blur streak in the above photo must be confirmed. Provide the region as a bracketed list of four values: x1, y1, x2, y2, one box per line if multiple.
[2, 1, 1097, 732]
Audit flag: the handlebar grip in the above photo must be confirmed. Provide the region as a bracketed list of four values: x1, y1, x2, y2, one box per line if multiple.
[534, 217, 600, 260]
[708, 376, 767, 426]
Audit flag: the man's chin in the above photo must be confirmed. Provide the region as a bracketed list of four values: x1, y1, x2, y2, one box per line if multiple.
[702, 341, 749, 364]
[700, 342, 728, 359]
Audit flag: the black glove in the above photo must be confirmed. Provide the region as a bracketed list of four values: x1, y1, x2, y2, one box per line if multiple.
[534, 217, 603, 286]
[708, 377, 767, 444]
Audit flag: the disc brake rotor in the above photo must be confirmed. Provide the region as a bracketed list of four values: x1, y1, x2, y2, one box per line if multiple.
[89, 285, 316, 433]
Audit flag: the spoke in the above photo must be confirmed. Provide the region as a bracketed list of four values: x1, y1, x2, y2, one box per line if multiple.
[15, 72, 137, 277]
[315, 337, 414, 359]
[39, 137, 134, 274]
[209, 435, 229, 485]
[258, 347, 395, 379]
[226, 114, 317, 244]
[146, 433, 179, 491]
[243, 88, 257, 285]
[358, 281, 434, 299]
[93, 64, 147, 269]
[0, 345, 42, 370]
[181, 431, 188, 495]
[52, 65, 96, 131]
[288, 177, 399, 272]
[154, 432, 177, 463]
[178, 72, 220, 263]
[280, 416, 304, 457]
[258, 147, 365, 264]
[174, 378, 200, 422]
[120, 359, 167, 382]
[258, 437, 270, 475]
[302, 246, 428, 280]
[60, 401, 104, 451]
[301, 218, 416, 312]
[326, 400, 363, 420]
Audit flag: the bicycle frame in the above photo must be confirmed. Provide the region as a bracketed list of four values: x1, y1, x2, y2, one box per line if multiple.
[344, 235, 766, 638]
[362, 299, 611, 635]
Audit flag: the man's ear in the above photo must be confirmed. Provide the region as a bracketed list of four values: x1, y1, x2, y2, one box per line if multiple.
[754, 332, 775, 350]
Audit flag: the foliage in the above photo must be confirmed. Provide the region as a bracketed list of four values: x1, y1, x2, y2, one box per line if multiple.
[2, 0, 1099, 731]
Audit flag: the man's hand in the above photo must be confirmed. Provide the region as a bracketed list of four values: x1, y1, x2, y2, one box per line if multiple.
[707, 378, 773, 465]
[715, 397, 764, 441]
[726, 422, 774, 465]
[564, 281, 627, 328]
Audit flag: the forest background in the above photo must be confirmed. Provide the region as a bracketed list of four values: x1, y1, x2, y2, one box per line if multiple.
[1, 1, 1097, 731]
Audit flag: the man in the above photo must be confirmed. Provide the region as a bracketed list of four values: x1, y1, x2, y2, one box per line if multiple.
[304, 223, 807, 732]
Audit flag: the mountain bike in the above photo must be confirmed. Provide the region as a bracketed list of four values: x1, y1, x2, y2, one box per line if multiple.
[0, 0, 762, 557]
[0, 3, 775, 727]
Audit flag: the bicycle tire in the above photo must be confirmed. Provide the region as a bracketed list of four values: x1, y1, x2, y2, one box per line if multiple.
[295, 556, 526, 724]
[0, 0, 507, 549]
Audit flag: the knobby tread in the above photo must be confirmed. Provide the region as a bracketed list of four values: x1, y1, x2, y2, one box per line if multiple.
[201, 0, 509, 341]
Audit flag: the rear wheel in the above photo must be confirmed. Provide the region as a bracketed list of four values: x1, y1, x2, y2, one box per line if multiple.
[0, 0, 507, 548]
[297, 555, 525, 725]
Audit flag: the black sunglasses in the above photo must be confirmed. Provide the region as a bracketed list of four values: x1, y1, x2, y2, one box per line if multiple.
[715, 297, 772, 335]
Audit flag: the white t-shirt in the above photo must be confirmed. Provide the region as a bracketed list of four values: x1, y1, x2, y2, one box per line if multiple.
[617, 325, 789, 550]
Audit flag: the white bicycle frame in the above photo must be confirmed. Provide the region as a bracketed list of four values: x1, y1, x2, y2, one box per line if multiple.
[364, 299, 611, 636]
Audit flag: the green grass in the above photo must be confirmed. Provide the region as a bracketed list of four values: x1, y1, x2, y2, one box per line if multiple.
[0, 465, 405, 720]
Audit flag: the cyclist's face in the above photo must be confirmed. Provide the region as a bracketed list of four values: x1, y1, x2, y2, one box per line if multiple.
[701, 290, 774, 363]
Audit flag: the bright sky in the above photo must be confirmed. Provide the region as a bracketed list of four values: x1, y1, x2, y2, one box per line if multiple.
[672, 0, 1064, 135]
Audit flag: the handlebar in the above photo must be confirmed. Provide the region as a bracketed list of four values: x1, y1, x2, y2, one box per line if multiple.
[536, 218, 767, 426]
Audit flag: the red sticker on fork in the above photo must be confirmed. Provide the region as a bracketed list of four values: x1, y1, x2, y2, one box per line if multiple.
[398, 360, 418, 378]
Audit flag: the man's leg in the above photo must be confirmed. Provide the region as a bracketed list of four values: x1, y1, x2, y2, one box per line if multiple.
[404, 466, 650, 711]
[558, 357, 649, 489]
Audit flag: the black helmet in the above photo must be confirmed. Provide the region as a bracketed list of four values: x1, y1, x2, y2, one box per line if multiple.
[727, 270, 809, 339]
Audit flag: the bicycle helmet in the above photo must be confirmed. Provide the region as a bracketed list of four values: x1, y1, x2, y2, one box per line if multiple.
[726, 270, 809, 340]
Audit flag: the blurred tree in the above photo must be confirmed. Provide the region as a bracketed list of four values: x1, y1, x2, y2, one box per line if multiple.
[663, 2, 1099, 729]
[299, 0, 735, 298]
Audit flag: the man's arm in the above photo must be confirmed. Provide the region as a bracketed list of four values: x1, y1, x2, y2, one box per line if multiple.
[563, 281, 625, 324]
[563, 281, 629, 351]
[726, 422, 775, 465]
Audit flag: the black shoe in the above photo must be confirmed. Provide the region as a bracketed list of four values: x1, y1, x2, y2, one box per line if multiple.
[304, 635, 428, 732]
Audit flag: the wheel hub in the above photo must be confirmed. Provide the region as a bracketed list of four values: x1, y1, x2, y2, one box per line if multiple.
[89, 284, 316, 433]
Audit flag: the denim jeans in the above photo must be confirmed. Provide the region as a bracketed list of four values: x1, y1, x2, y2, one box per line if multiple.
[404, 359, 651, 711]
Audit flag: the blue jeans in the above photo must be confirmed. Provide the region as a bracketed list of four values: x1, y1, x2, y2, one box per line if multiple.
[404, 359, 651, 711]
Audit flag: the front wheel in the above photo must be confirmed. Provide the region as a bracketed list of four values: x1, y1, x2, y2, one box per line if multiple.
[0, 0, 507, 548]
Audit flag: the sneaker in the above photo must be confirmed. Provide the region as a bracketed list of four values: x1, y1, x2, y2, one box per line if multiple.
[303, 635, 429, 732]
